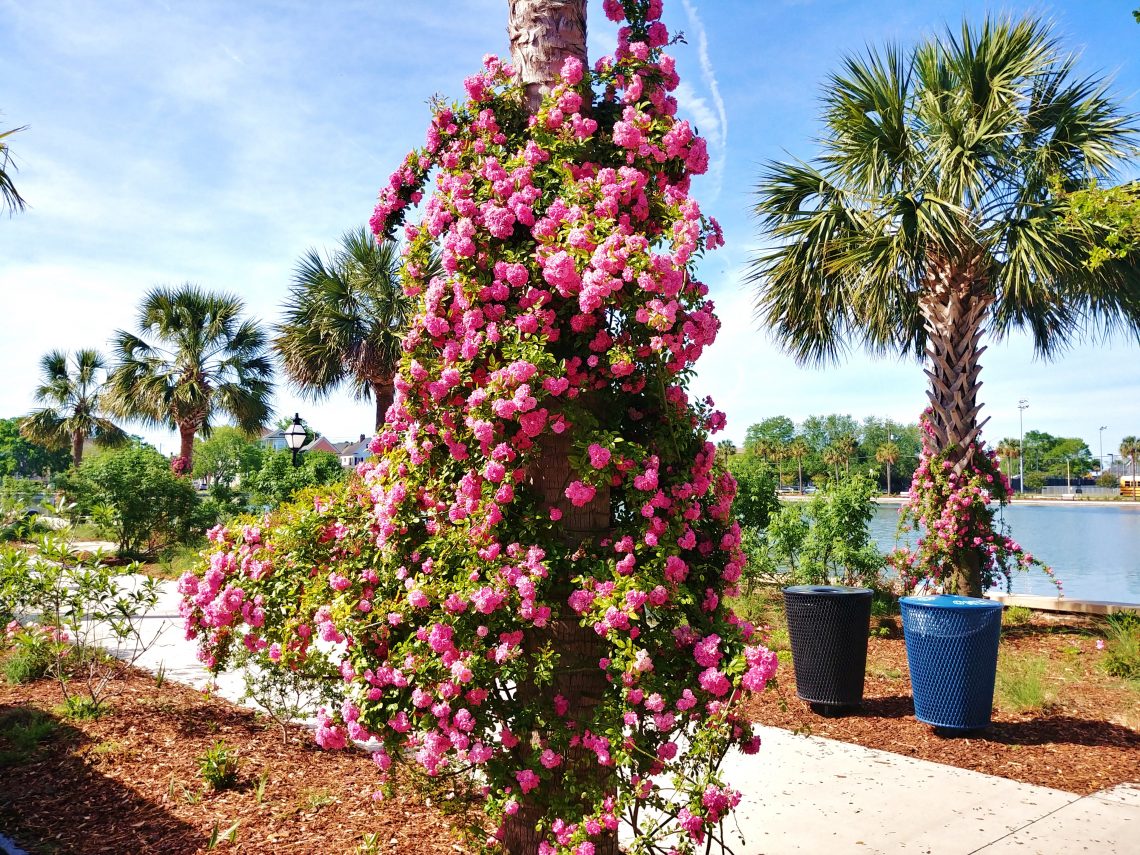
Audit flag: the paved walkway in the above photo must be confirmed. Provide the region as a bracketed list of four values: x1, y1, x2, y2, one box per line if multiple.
[79, 574, 1140, 854]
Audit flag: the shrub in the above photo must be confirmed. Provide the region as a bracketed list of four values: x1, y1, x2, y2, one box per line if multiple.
[1002, 606, 1033, 627]
[0, 708, 58, 765]
[0, 536, 160, 712]
[752, 475, 885, 588]
[995, 653, 1052, 713]
[71, 445, 201, 556]
[198, 741, 241, 790]
[247, 449, 346, 509]
[1102, 613, 1140, 680]
[725, 455, 779, 531]
[3, 623, 61, 684]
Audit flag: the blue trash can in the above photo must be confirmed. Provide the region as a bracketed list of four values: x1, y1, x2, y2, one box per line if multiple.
[900, 595, 1003, 731]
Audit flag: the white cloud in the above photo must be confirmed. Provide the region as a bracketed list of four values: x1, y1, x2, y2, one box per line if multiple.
[678, 0, 728, 197]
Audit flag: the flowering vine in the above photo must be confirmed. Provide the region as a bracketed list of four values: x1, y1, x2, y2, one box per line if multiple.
[180, 2, 775, 853]
[890, 411, 1059, 595]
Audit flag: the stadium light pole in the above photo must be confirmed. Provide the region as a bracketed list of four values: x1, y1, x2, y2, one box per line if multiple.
[1018, 400, 1029, 495]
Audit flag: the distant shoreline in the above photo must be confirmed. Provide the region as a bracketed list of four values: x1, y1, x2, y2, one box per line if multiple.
[782, 493, 1140, 509]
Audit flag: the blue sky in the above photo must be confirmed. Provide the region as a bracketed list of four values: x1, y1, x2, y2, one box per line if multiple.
[1, 0, 1137, 461]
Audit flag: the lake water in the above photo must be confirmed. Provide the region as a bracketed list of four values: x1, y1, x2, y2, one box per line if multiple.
[868, 503, 1140, 604]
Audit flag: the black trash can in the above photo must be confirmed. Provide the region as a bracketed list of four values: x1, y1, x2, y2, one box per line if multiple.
[783, 585, 874, 710]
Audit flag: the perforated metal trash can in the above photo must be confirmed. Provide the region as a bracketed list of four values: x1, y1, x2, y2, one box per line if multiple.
[783, 585, 873, 709]
[900, 595, 1003, 731]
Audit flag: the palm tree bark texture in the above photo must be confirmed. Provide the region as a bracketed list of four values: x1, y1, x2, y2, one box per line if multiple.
[504, 3, 614, 853]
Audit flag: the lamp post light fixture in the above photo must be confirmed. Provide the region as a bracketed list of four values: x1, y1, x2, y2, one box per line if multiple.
[1017, 399, 1029, 495]
[285, 413, 307, 468]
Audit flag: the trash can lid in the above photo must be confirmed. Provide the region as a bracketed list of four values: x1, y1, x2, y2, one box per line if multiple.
[784, 585, 874, 596]
[900, 594, 1002, 611]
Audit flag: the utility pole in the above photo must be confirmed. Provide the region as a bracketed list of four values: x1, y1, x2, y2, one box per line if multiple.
[1099, 425, 1107, 471]
[1018, 399, 1029, 495]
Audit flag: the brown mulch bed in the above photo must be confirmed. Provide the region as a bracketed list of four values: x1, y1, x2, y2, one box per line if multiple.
[0, 669, 477, 854]
[744, 616, 1140, 795]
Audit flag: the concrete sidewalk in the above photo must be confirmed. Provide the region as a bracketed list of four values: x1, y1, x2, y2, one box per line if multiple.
[116, 577, 1140, 855]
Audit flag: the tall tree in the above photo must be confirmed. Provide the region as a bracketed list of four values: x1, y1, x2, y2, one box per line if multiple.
[750, 16, 1140, 595]
[20, 349, 126, 468]
[0, 122, 27, 215]
[275, 227, 420, 431]
[106, 284, 273, 474]
[995, 439, 1020, 483]
[875, 441, 900, 494]
[1122, 436, 1139, 489]
[788, 436, 810, 493]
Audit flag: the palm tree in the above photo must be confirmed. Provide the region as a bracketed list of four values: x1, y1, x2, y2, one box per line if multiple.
[788, 436, 810, 493]
[1, 122, 27, 215]
[996, 439, 1020, 483]
[750, 16, 1140, 595]
[275, 227, 424, 431]
[20, 349, 126, 467]
[875, 441, 901, 494]
[822, 445, 844, 484]
[106, 284, 273, 473]
[715, 439, 736, 466]
[1122, 436, 1139, 493]
[835, 434, 857, 475]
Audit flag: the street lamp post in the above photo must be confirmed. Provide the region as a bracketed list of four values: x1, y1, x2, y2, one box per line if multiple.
[1017, 399, 1029, 495]
[285, 413, 307, 468]
[1099, 425, 1108, 472]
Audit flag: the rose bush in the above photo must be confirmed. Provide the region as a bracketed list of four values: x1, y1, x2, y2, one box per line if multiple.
[181, 2, 775, 852]
[891, 411, 1059, 595]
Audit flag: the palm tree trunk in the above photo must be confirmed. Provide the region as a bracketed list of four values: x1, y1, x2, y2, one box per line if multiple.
[797, 460, 803, 493]
[505, 3, 604, 853]
[507, 0, 587, 112]
[71, 430, 86, 469]
[178, 422, 196, 473]
[886, 463, 892, 495]
[920, 255, 992, 597]
[371, 379, 395, 432]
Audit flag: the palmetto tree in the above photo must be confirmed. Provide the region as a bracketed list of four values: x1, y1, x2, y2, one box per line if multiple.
[750, 16, 1140, 594]
[875, 441, 901, 494]
[275, 227, 424, 431]
[834, 433, 857, 475]
[788, 436, 810, 492]
[996, 439, 1020, 483]
[21, 349, 126, 468]
[1, 123, 27, 215]
[1122, 436, 1139, 491]
[822, 445, 844, 483]
[106, 285, 273, 473]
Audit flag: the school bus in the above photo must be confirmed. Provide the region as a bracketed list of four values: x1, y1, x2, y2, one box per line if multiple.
[1123, 475, 1140, 499]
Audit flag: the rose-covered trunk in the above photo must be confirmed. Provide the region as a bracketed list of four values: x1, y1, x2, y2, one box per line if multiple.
[178, 422, 197, 474]
[919, 254, 992, 597]
[502, 3, 614, 853]
[371, 378, 395, 432]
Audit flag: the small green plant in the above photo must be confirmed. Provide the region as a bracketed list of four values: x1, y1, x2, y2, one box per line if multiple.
[1003, 606, 1033, 627]
[357, 832, 383, 855]
[0, 708, 58, 765]
[301, 788, 334, 811]
[996, 653, 1052, 713]
[198, 741, 240, 791]
[60, 695, 106, 720]
[154, 661, 167, 688]
[206, 820, 240, 849]
[1101, 613, 1140, 680]
[3, 624, 60, 684]
[253, 769, 269, 805]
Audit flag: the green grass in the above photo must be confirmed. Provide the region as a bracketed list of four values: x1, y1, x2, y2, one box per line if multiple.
[1101, 613, 1140, 680]
[1002, 606, 1034, 627]
[995, 653, 1053, 714]
[146, 542, 205, 580]
[0, 708, 58, 766]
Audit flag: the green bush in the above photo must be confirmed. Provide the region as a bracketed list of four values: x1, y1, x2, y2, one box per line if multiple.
[1102, 613, 1140, 680]
[69, 445, 203, 556]
[750, 475, 885, 588]
[1002, 605, 1033, 627]
[726, 454, 780, 531]
[248, 449, 346, 509]
[198, 741, 241, 790]
[3, 624, 60, 684]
